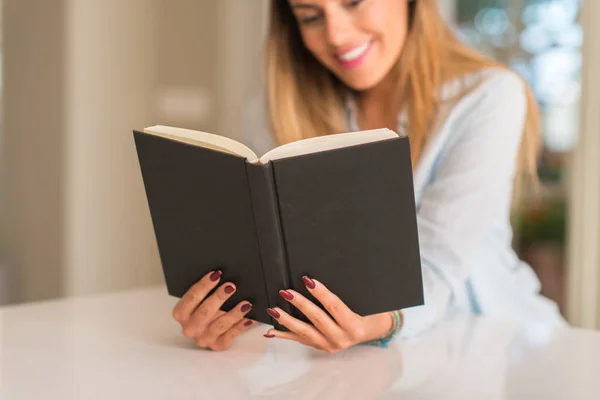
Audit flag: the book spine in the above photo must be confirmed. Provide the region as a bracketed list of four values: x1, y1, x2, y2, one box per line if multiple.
[245, 162, 293, 328]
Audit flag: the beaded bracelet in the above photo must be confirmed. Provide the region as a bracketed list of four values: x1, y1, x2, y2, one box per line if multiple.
[360, 310, 403, 348]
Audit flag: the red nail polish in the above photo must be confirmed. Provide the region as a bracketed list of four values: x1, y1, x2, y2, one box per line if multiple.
[302, 276, 316, 289]
[264, 333, 275, 338]
[241, 303, 252, 313]
[244, 320, 253, 327]
[279, 290, 294, 301]
[209, 270, 222, 282]
[267, 308, 280, 319]
[224, 284, 235, 294]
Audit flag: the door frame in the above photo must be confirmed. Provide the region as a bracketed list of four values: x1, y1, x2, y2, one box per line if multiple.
[566, 0, 600, 329]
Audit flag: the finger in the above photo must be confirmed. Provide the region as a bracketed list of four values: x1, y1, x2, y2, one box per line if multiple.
[209, 310, 226, 324]
[263, 329, 328, 352]
[203, 301, 253, 343]
[279, 289, 345, 341]
[266, 307, 330, 350]
[263, 329, 304, 343]
[172, 270, 222, 323]
[187, 282, 238, 334]
[302, 276, 359, 331]
[214, 318, 255, 351]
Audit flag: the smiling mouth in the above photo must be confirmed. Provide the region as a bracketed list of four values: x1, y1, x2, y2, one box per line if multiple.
[334, 40, 373, 69]
[336, 41, 372, 62]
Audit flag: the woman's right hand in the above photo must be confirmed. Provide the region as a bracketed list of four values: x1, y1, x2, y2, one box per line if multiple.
[171, 270, 254, 351]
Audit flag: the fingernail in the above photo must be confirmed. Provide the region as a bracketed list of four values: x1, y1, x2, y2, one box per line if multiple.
[241, 303, 252, 313]
[244, 320, 253, 327]
[279, 290, 294, 301]
[209, 270, 222, 282]
[302, 276, 316, 289]
[267, 308, 280, 319]
[264, 333, 275, 338]
[224, 284, 235, 294]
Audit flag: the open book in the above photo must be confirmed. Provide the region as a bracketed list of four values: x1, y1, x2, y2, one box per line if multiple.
[133, 125, 424, 327]
[142, 125, 399, 164]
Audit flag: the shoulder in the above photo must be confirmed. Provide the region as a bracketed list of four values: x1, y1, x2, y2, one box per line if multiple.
[435, 67, 529, 144]
[474, 67, 527, 110]
[424, 68, 529, 166]
[441, 67, 527, 118]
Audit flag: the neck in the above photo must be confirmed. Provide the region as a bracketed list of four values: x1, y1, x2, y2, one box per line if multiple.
[361, 72, 398, 106]
[354, 70, 402, 131]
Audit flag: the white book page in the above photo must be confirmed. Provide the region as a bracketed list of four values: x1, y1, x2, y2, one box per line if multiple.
[142, 125, 399, 164]
[258, 128, 398, 163]
[143, 125, 259, 161]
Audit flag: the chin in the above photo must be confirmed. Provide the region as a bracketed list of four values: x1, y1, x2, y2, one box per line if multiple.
[339, 73, 386, 92]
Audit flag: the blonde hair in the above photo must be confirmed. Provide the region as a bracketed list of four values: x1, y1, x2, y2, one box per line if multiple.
[265, 0, 540, 194]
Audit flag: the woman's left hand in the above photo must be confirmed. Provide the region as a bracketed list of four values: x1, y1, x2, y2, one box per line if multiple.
[264, 276, 395, 353]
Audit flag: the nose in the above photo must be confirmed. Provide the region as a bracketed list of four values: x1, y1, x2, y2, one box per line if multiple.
[324, 6, 353, 47]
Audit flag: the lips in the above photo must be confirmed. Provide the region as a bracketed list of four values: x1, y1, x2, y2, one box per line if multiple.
[335, 40, 373, 69]
[337, 41, 371, 61]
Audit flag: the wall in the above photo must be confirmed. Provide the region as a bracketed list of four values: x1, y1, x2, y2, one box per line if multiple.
[1, 0, 66, 302]
[0, 0, 267, 303]
[153, 0, 220, 132]
[566, 0, 600, 328]
[63, 0, 162, 296]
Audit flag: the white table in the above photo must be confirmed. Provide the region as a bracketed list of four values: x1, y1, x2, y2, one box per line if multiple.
[1, 286, 599, 399]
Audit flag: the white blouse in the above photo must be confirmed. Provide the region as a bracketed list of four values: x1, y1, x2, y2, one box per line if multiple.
[241, 68, 567, 338]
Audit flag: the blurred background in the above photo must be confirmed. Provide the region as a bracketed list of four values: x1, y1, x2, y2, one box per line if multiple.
[455, 0, 581, 321]
[0, 0, 598, 329]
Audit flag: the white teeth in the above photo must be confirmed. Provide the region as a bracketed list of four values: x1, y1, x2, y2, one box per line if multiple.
[338, 41, 370, 62]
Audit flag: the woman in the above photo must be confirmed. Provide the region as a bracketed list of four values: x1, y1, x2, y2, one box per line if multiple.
[171, 0, 566, 352]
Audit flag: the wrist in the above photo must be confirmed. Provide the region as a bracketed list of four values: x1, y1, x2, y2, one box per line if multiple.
[381, 310, 403, 338]
[363, 310, 402, 342]
[380, 311, 395, 337]
[360, 310, 403, 347]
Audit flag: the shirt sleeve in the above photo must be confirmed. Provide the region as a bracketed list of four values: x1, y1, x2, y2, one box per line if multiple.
[399, 71, 528, 338]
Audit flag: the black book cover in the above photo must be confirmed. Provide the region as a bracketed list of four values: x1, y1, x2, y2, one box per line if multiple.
[271, 137, 423, 323]
[133, 130, 423, 327]
[133, 131, 272, 324]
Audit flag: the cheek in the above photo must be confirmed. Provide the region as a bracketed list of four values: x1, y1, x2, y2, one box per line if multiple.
[361, 0, 409, 57]
[300, 30, 328, 62]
